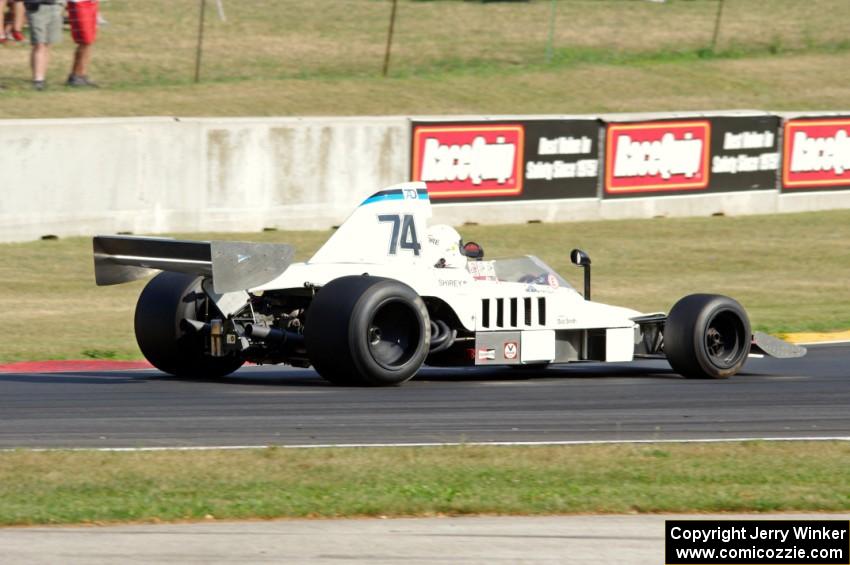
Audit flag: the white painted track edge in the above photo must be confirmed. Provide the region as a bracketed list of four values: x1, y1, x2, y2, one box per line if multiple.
[3, 436, 849, 453]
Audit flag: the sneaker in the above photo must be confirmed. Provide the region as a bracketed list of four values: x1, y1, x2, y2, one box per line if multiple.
[67, 74, 98, 88]
[11, 30, 24, 42]
[33, 80, 46, 91]
[0, 35, 7, 45]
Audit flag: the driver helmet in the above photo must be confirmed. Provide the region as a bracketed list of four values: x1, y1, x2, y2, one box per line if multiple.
[425, 224, 466, 268]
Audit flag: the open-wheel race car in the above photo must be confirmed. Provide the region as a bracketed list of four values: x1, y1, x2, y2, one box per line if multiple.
[93, 182, 805, 386]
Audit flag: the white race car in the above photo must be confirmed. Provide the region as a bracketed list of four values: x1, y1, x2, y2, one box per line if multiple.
[93, 182, 804, 386]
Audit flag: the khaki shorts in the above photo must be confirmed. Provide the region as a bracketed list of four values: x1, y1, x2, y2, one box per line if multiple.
[26, 2, 65, 45]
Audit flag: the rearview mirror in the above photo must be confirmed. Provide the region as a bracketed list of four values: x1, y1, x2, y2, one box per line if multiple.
[570, 249, 592, 300]
[570, 248, 591, 266]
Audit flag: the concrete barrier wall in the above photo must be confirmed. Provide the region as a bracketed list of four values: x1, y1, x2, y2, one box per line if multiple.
[0, 116, 410, 242]
[2, 113, 849, 243]
[428, 190, 850, 227]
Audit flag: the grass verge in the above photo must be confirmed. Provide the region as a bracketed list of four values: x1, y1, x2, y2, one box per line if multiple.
[0, 442, 847, 526]
[1, 209, 849, 363]
[1, 1, 850, 117]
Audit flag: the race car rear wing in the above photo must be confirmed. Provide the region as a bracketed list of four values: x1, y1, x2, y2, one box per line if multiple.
[93, 235, 294, 293]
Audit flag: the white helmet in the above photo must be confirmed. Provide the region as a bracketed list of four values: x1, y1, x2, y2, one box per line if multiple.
[425, 224, 466, 268]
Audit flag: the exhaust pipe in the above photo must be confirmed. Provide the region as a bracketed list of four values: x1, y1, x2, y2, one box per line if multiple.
[245, 324, 284, 343]
[245, 324, 304, 345]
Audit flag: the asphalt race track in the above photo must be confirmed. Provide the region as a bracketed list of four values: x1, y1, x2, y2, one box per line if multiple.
[0, 344, 848, 449]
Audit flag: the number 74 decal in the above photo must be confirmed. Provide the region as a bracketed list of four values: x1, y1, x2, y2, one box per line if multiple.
[378, 214, 421, 256]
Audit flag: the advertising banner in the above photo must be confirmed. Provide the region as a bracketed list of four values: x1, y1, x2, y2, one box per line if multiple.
[782, 116, 850, 191]
[603, 115, 780, 198]
[410, 119, 600, 202]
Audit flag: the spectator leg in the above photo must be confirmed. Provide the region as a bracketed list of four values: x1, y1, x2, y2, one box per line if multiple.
[31, 43, 49, 81]
[72, 43, 93, 77]
[0, 0, 7, 39]
[13, 0, 22, 34]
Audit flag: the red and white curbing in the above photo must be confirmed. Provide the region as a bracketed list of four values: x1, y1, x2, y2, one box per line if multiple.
[0, 359, 152, 374]
[1, 331, 846, 374]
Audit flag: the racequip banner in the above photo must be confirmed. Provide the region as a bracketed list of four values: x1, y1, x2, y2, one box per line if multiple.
[410, 119, 600, 202]
[603, 115, 781, 198]
[782, 116, 850, 191]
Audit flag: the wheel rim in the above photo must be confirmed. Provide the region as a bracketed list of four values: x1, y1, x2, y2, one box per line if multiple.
[366, 299, 421, 370]
[703, 310, 745, 369]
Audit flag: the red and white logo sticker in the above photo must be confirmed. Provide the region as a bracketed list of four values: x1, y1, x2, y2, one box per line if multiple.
[782, 118, 850, 190]
[503, 342, 518, 360]
[411, 124, 525, 199]
[605, 121, 711, 194]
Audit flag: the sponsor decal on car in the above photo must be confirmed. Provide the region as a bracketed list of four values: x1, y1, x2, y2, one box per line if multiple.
[782, 118, 850, 190]
[411, 124, 525, 199]
[605, 121, 711, 194]
[503, 341, 518, 360]
[437, 278, 468, 288]
[478, 348, 496, 361]
[467, 260, 498, 281]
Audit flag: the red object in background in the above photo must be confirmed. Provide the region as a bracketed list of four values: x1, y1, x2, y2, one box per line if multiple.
[605, 121, 711, 194]
[68, 0, 99, 46]
[0, 359, 152, 374]
[411, 124, 525, 199]
[782, 118, 850, 190]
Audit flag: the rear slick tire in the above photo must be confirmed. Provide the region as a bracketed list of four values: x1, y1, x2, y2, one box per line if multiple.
[664, 293, 751, 379]
[305, 276, 430, 386]
[134, 272, 244, 378]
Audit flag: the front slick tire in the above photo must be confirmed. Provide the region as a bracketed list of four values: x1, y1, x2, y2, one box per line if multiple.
[135, 272, 244, 378]
[305, 276, 430, 386]
[664, 293, 751, 379]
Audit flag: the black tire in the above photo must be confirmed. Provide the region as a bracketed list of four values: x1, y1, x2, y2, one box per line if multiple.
[664, 294, 751, 379]
[135, 272, 244, 378]
[305, 276, 430, 386]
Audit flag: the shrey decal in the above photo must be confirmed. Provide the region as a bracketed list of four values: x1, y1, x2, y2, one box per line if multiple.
[605, 121, 711, 194]
[411, 124, 525, 199]
[783, 118, 850, 190]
